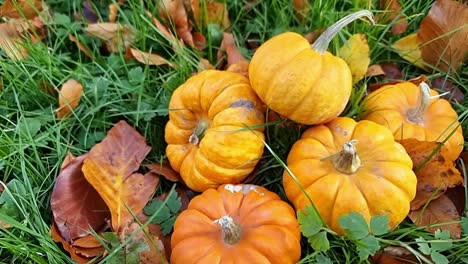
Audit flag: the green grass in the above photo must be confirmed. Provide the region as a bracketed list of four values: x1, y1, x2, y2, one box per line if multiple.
[0, 0, 467, 263]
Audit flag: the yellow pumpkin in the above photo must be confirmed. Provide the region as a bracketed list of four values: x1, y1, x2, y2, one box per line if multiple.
[171, 184, 301, 264]
[165, 70, 265, 192]
[249, 10, 374, 125]
[283, 117, 417, 234]
[362, 81, 463, 161]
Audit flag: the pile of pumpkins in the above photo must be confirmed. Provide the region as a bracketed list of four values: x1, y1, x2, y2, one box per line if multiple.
[164, 10, 464, 263]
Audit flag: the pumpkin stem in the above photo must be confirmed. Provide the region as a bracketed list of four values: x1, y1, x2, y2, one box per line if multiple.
[189, 120, 209, 145]
[407, 82, 432, 124]
[312, 10, 375, 54]
[332, 140, 361, 174]
[214, 215, 242, 245]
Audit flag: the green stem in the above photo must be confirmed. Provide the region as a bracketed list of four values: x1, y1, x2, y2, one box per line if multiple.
[312, 10, 375, 54]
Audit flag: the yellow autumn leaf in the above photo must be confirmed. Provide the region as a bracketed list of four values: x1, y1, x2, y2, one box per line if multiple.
[392, 33, 426, 69]
[338, 34, 370, 84]
[56, 79, 83, 119]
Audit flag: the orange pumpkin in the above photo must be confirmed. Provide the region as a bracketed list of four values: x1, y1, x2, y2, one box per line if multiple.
[362, 81, 463, 161]
[165, 70, 265, 192]
[283, 117, 417, 234]
[249, 10, 374, 125]
[171, 184, 301, 264]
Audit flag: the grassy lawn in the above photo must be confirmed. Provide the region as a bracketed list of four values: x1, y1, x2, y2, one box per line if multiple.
[0, 0, 467, 263]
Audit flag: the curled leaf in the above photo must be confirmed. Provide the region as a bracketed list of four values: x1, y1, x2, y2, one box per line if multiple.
[126, 48, 176, 67]
[378, 0, 408, 35]
[216, 32, 247, 69]
[56, 79, 83, 119]
[146, 162, 181, 182]
[85, 23, 135, 53]
[365, 64, 385, 78]
[81, 121, 158, 232]
[205, 1, 230, 29]
[338, 34, 370, 84]
[69, 34, 94, 59]
[51, 222, 94, 264]
[0, 22, 28, 60]
[0, 0, 42, 19]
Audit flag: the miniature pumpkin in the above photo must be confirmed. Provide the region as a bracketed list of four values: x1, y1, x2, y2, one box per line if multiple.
[171, 184, 301, 264]
[165, 70, 265, 192]
[249, 10, 374, 125]
[283, 117, 417, 234]
[362, 82, 463, 161]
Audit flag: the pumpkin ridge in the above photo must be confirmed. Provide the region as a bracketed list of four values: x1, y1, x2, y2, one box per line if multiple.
[263, 49, 318, 115]
[238, 200, 284, 228]
[207, 83, 251, 118]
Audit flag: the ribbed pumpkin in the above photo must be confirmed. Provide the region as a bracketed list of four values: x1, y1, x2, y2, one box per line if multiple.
[249, 10, 374, 125]
[171, 184, 301, 264]
[283, 117, 417, 234]
[362, 81, 463, 161]
[165, 70, 265, 192]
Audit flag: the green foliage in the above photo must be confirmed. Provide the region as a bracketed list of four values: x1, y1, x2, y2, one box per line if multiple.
[143, 190, 182, 235]
[461, 217, 468, 235]
[416, 230, 453, 264]
[297, 205, 329, 252]
[101, 232, 148, 264]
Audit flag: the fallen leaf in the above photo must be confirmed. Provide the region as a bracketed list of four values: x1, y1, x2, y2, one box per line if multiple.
[338, 34, 370, 83]
[50, 154, 110, 242]
[60, 152, 76, 170]
[380, 62, 403, 79]
[108, 3, 119, 23]
[418, 0, 468, 73]
[378, 0, 408, 35]
[226, 61, 250, 79]
[51, 222, 95, 264]
[192, 31, 206, 50]
[444, 186, 466, 216]
[392, 33, 426, 69]
[81, 121, 158, 232]
[158, 0, 193, 47]
[84, 23, 135, 53]
[82, 0, 99, 23]
[216, 32, 248, 69]
[292, 0, 310, 20]
[146, 162, 181, 182]
[0, 0, 42, 19]
[365, 64, 385, 77]
[0, 22, 28, 60]
[56, 79, 83, 119]
[397, 139, 463, 210]
[408, 194, 462, 238]
[118, 221, 168, 263]
[303, 29, 324, 44]
[198, 58, 215, 71]
[146, 11, 178, 46]
[126, 48, 175, 67]
[430, 77, 464, 103]
[69, 34, 94, 59]
[372, 246, 419, 263]
[205, 1, 230, 29]
[72, 235, 105, 258]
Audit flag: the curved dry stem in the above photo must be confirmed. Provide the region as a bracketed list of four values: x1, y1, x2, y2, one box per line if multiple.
[407, 82, 431, 124]
[333, 140, 361, 174]
[214, 215, 242, 245]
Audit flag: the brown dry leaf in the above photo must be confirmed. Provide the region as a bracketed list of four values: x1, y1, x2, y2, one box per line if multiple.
[408, 194, 462, 238]
[292, 0, 310, 20]
[303, 29, 324, 44]
[372, 246, 419, 264]
[119, 221, 168, 263]
[50, 154, 110, 242]
[69, 34, 94, 59]
[146, 10, 178, 46]
[206, 1, 230, 29]
[108, 3, 119, 23]
[146, 161, 181, 182]
[397, 139, 463, 210]
[216, 32, 248, 70]
[0, 22, 28, 60]
[126, 48, 176, 67]
[226, 61, 250, 79]
[338, 34, 370, 84]
[81, 0, 98, 23]
[60, 152, 76, 170]
[392, 33, 426, 69]
[380, 62, 403, 80]
[72, 235, 105, 258]
[51, 222, 95, 264]
[56, 79, 83, 119]
[159, 0, 193, 47]
[378, 0, 408, 35]
[0, 0, 42, 19]
[192, 31, 206, 50]
[84, 23, 134, 53]
[365, 64, 386, 77]
[418, 0, 468, 73]
[81, 121, 159, 233]
[198, 58, 215, 71]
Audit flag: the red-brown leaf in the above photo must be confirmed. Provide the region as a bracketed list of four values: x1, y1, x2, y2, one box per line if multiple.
[0, 0, 42, 19]
[418, 0, 468, 73]
[51, 222, 95, 264]
[379, 0, 408, 35]
[216, 32, 248, 70]
[408, 194, 462, 238]
[146, 162, 181, 182]
[50, 154, 110, 242]
[81, 121, 158, 232]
